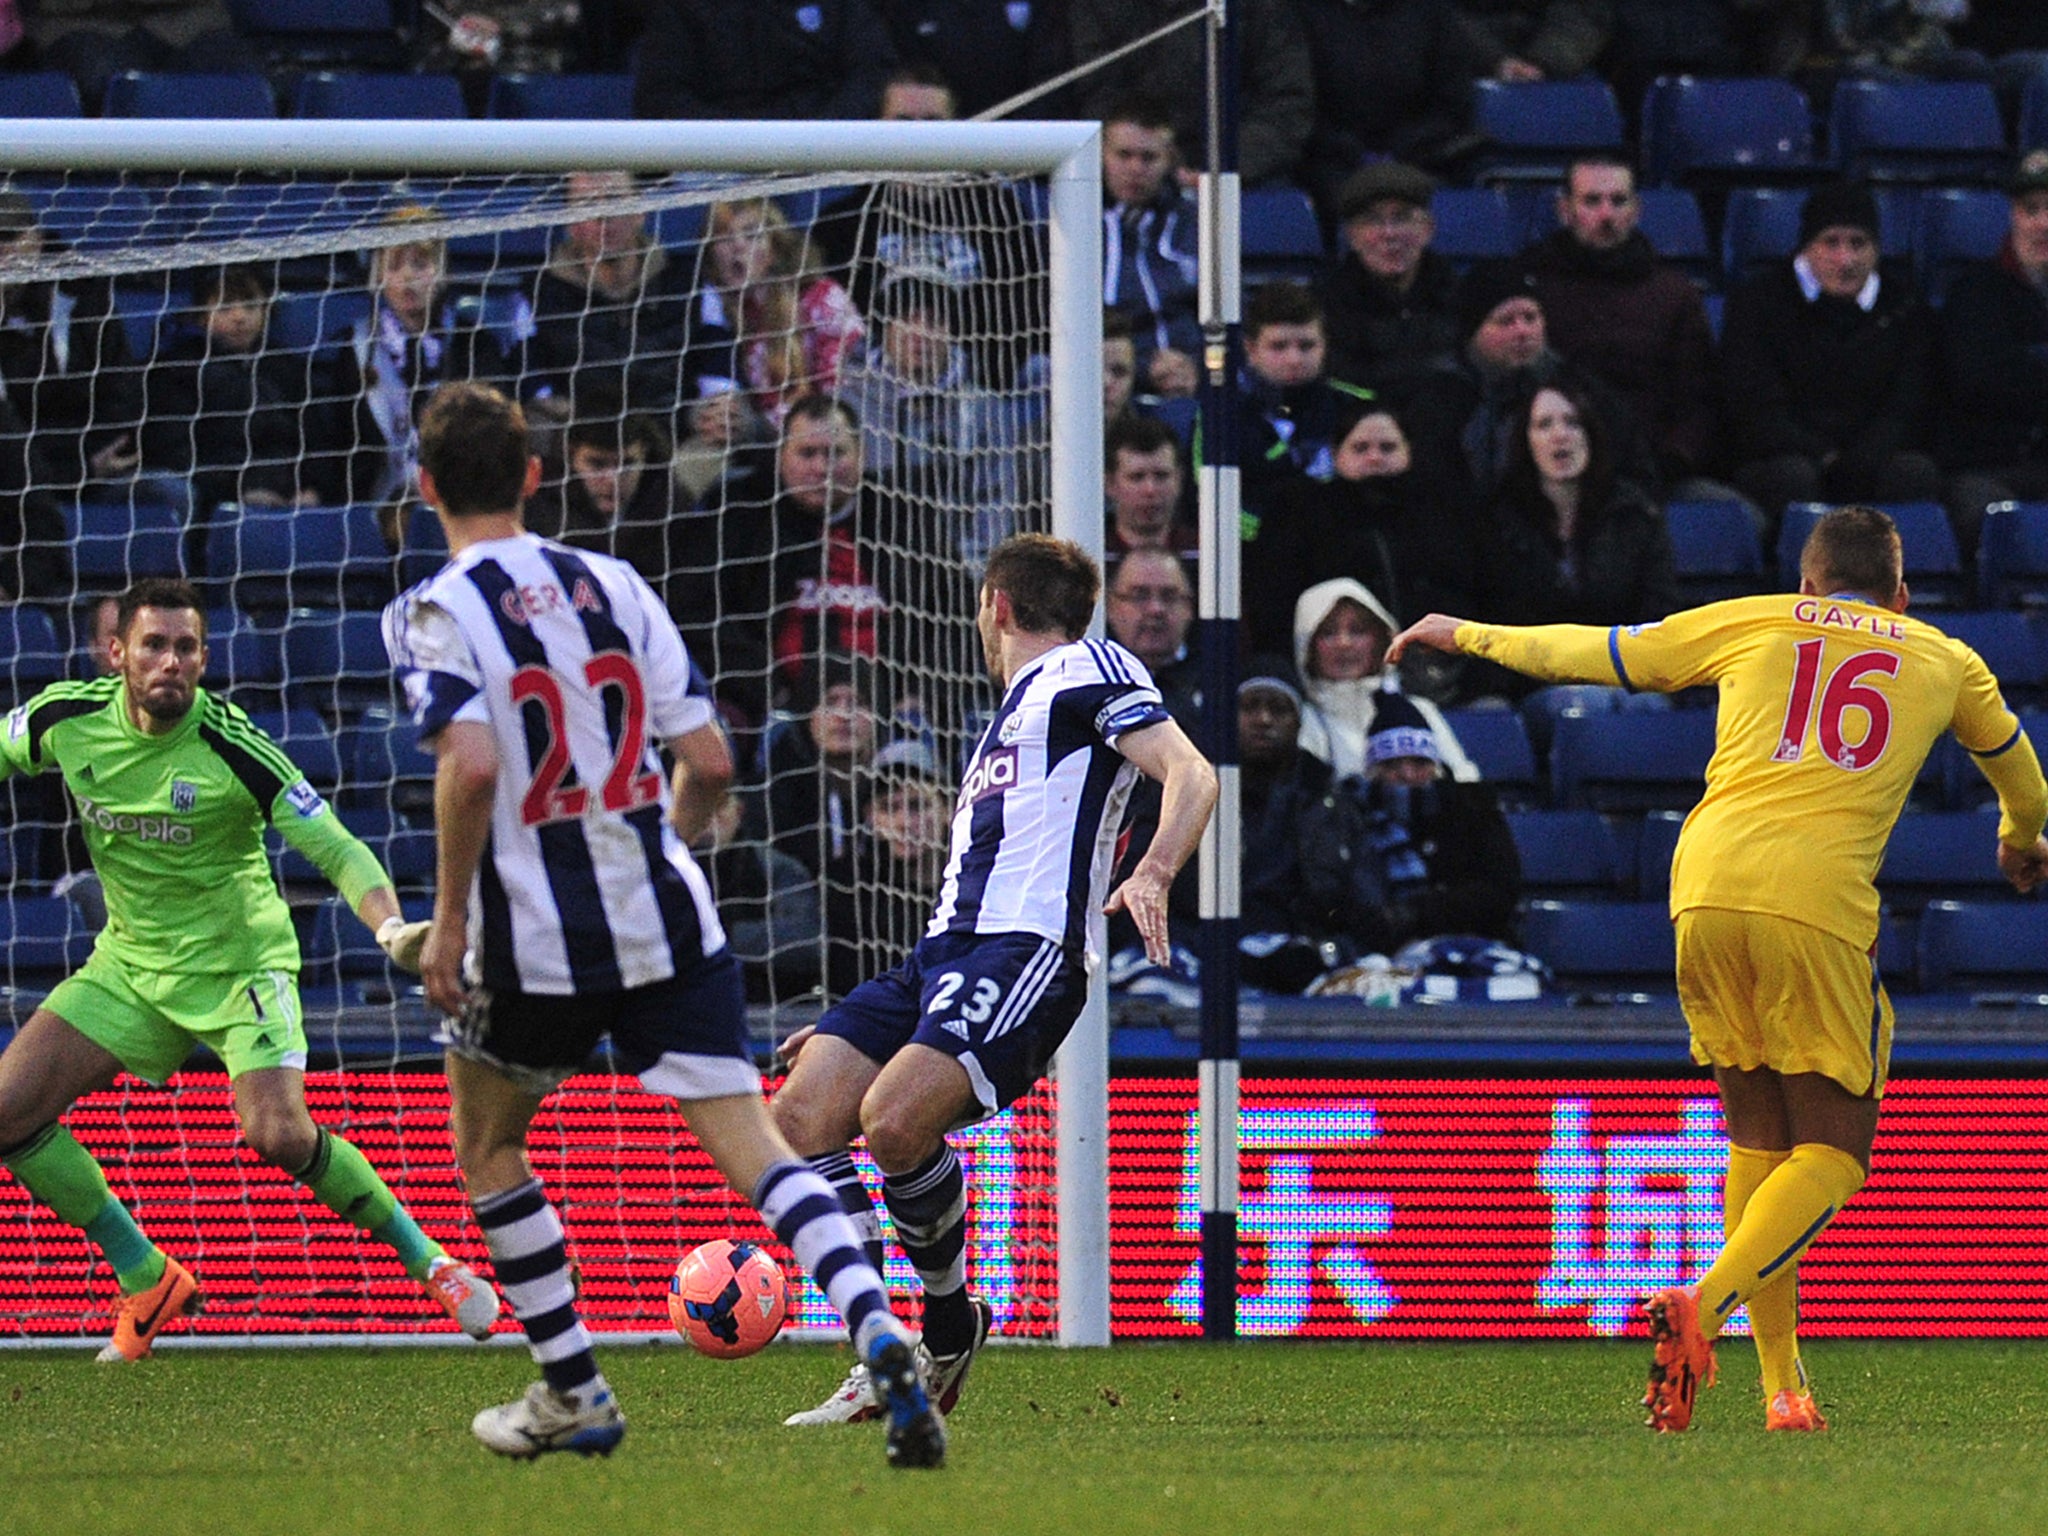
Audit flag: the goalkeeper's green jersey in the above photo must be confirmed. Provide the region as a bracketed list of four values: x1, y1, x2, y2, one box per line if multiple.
[0, 677, 390, 975]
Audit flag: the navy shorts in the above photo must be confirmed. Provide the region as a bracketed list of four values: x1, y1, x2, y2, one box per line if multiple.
[816, 931, 1087, 1115]
[442, 950, 761, 1101]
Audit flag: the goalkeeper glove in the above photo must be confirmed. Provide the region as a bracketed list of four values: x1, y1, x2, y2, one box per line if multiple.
[376, 915, 432, 973]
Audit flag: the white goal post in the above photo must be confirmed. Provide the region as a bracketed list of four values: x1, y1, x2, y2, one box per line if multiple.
[0, 117, 1109, 1347]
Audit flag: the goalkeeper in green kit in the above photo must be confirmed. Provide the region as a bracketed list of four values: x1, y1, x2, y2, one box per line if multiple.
[0, 579, 499, 1358]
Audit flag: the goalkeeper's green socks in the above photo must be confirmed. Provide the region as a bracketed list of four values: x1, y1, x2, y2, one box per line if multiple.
[2, 1123, 167, 1293]
[294, 1128, 442, 1280]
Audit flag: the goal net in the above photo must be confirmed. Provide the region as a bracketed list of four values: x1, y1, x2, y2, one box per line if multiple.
[0, 118, 1105, 1345]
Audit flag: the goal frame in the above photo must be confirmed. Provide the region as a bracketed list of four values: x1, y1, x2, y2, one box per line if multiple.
[0, 115, 1110, 1347]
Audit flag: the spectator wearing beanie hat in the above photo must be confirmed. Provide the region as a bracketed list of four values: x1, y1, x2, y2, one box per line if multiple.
[1318, 160, 1463, 395]
[1349, 688, 1520, 954]
[1405, 259, 1659, 508]
[1720, 179, 1944, 543]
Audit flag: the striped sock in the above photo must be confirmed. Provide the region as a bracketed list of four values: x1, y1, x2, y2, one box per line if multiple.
[882, 1144, 974, 1357]
[808, 1149, 886, 1278]
[472, 1178, 605, 1405]
[1725, 1144, 1806, 1399]
[754, 1160, 899, 1356]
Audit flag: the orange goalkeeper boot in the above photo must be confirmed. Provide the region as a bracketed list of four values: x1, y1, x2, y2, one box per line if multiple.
[1765, 1389, 1827, 1432]
[96, 1255, 203, 1362]
[1642, 1285, 1717, 1432]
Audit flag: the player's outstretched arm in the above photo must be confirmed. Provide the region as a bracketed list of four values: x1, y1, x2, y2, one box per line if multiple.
[1385, 614, 1470, 666]
[1106, 719, 1219, 966]
[667, 721, 734, 846]
[422, 721, 499, 1016]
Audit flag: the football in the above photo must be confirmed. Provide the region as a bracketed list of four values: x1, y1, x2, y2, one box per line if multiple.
[668, 1239, 789, 1358]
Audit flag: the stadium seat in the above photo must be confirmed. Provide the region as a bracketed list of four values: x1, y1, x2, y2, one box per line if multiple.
[207, 503, 393, 612]
[292, 72, 467, 122]
[281, 610, 397, 715]
[1917, 899, 2048, 992]
[0, 607, 67, 695]
[67, 496, 185, 588]
[1721, 184, 1916, 289]
[103, 71, 276, 119]
[1828, 79, 2007, 184]
[1469, 79, 1626, 182]
[1438, 708, 1539, 804]
[1507, 810, 1627, 898]
[203, 607, 284, 710]
[1643, 76, 1817, 186]
[1520, 898, 1675, 992]
[1778, 501, 1966, 607]
[1879, 810, 2012, 910]
[1240, 185, 1324, 283]
[1915, 187, 2010, 304]
[344, 708, 436, 817]
[1938, 611, 2048, 706]
[22, 181, 160, 256]
[225, 0, 406, 69]
[1666, 498, 1766, 604]
[305, 893, 430, 988]
[1634, 809, 1685, 899]
[2023, 68, 2048, 153]
[1632, 187, 1713, 279]
[1550, 708, 1716, 812]
[268, 288, 372, 353]
[1977, 501, 2048, 608]
[1428, 187, 1522, 264]
[393, 501, 451, 592]
[245, 707, 344, 791]
[488, 73, 635, 120]
[0, 894, 93, 982]
[0, 72, 82, 118]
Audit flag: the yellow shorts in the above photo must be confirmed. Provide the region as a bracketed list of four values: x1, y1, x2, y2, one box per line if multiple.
[1674, 907, 1893, 1099]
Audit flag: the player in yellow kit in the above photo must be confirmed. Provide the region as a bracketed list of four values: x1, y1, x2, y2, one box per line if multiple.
[1388, 506, 2048, 1433]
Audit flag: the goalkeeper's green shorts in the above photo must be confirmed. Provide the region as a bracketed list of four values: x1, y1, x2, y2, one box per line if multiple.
[45, 949, 307, 1084]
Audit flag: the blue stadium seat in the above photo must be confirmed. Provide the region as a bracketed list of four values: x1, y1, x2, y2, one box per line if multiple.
[1918, 899, 2048, 992]
[1240, 185, 1324, 283]
[23, 181, 161, 256]
[1721, 184, 1916, 289]
[1915, 186, 2010, 304]
[1938, 611, 2048, 706]
[245, 707, 344, 791]
[1643, 76, 1816, 186]
[1438, 707, 1538, 803]
[1507, 810, 1626, 898]
[1879, 810, 2012, 909]
[1428, 187, 1522, 265]
[0, 894, 93, 982]
[1977, 501, 2048, 608]
[393, 501, 451, 592]
[225, 0, 405, 69]
[1469, 79, 1626, 181]
[0, 72, 82, 118]
[268, 288, 372, 352]
[67, 496, 185, 589]
[1778, 501, 1966, 607]
[1520, 899, 1676, 992]
[1666, 498, 1765, 604]
[103, 71, 276, 119]
[1633, 187, 1713, 280]
[2023, 68, 2048, 153]
[0, 607, 67, 696]
[343, 708, 436, 815]
[488, 73, 635, 120]
[281, 610, 396, 715]
[1634, 809, 1685, 899]
[206, 502, 392, 612]
[1829, 79, 2007, 184]
[304, 893, 430, 988]
[1550, 708, 1716, 812]
[203, 607, 284, 709]
[293, 71, 466, 121]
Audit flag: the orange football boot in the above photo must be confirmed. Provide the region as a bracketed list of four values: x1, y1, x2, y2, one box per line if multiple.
[97, 1256, 202, 1362]
[1765, 1389, 1827, 1432]
[1642, 1286, 1718, 1432]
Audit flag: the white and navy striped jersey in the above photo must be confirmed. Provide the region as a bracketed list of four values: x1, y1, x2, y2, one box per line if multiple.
[928, 638, 1170, 966]
[384, 532, 727, 995]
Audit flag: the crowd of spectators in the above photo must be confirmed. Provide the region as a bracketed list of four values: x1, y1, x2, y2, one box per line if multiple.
[6, 1, 2048, 1003]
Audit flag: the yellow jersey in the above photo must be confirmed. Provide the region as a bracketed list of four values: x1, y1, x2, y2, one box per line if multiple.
[1456, 595, 2048, 950]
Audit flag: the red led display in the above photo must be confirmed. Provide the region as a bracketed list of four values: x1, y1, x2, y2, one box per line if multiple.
[1, 1073, 2043, 1340]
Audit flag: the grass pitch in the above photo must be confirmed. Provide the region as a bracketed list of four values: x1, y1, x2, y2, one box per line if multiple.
[0, 1339, 2042, 1536]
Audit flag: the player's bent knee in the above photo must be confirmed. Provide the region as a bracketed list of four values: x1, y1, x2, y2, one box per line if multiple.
[770, 1081, 860, 1158]
[242, 1115, 319, 1172]
[858, 1098, 946, 1176]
